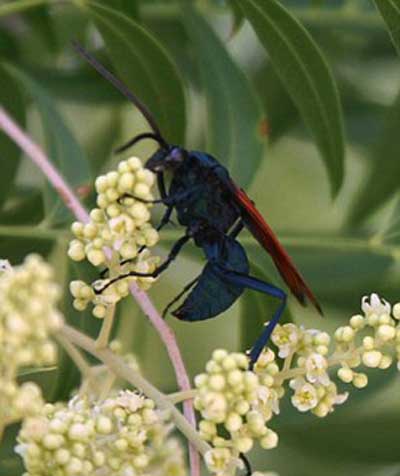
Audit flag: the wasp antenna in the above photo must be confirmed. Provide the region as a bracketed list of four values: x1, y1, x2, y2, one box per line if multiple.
[72, 40, 167, 147]
[115, 132, 166, 154]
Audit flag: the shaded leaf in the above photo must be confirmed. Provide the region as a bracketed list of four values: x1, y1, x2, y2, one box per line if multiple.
[96, 0, 138, 19]
[27, 62, 127, 104]
[347, 90, 400, 225]
[0, 64, 25, 208]
[373, 0, 400, 55]
[183, 6, 265, 187]
[0, 424, 23, 476]
[4, 64, 92, 226]
[0, 0, 47, 18]
[228, 0, 245, 38]
[23, 4, 58, 52]
[86, 2, 186, 144]
[236, 0, 345, 195]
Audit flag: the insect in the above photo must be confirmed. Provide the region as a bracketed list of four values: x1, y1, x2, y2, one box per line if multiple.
[73, 42, 322, 368]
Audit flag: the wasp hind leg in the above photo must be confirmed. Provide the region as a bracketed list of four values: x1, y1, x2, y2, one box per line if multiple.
[162, 275, 201, 319]
[213, 264, 287, 369]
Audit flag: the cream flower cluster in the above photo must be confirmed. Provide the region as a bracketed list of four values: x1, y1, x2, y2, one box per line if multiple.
[0, 255, 62, 433]
[197, 293, 400, 475]
[67, 157, 161, 318]
[334, 293, 400, 380]
[195, 349, 279, 475]
[271, 323, 348, 417]
[16, 391, 186, 476]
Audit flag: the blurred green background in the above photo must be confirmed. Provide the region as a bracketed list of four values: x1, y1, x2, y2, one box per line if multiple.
[1, 0, 400, 475]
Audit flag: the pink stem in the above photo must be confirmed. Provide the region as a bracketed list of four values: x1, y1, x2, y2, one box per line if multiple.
[0, 106, 200, 476]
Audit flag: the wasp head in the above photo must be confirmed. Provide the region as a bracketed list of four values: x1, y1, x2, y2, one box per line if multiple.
[145, 146, 187, 173]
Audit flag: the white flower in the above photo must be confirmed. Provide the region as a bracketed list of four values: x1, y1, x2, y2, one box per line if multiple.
[204, 448, 239, 474]
[305, 353, 330, 386]
[362, 293, 390, 317]
[271, 324, 301, 358]
[290, 378, 318, 412]
[334, 391, 349, 405]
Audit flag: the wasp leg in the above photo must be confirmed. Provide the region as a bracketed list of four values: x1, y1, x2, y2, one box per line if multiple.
[98, 205, 175, 278]
[118, 193, 165, 205]
[162, 275, 201, 319]
[94, 234, 190, 294]
[229, 219, 244, 238]
[239, 453, 252, 476]
[214, 264, 287, 368]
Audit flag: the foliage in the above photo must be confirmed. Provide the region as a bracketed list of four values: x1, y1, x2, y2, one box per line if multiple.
[1, 1, 400, 475]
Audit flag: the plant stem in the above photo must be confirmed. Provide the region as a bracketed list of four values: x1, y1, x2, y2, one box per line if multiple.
[0, 225, 65, 240]
[0, 107, 88, 223]
[142, 3, 381, 30]
[56, 333, 92, 379]
[58, 324, 211, 456]
[0, 107, 200, 476]
[128, 284, 200, 473]
[168, 389, 198, 404]
[96, 305, 116, 349]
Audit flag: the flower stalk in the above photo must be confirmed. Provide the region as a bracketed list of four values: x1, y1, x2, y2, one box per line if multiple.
[58, 323, 211, 456]
[0, 106, 200, 475]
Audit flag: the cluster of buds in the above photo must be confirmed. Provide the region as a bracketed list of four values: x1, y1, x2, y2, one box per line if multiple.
[195, 350, 279, 475]
[196, 293, 400, 476]
[68, 157, 161, 318]
[16, 390, 186, 476]
[0, 255, 62, 434]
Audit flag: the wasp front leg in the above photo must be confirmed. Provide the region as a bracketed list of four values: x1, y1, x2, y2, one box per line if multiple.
[93, 234, 191, 294]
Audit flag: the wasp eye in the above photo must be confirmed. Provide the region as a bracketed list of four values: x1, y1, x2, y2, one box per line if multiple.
[169, 147, 185, 163]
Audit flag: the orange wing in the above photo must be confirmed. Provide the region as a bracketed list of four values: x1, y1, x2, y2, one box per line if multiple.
[230, 182, 322, 314]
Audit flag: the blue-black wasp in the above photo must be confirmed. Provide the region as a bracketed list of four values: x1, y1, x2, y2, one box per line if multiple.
[73, 42, 322, 368]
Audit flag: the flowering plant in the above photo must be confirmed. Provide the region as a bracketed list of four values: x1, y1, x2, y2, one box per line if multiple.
[1, 2, 400, 475]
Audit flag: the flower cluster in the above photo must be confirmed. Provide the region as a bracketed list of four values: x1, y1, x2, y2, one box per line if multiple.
[195, 350, 279, 475]
[271, 324, 348, 417]
[196, 293, 400, 475]
[68, 157, 161, 318]
[17, 391, 186, 476]
[0, 255, 62, 433]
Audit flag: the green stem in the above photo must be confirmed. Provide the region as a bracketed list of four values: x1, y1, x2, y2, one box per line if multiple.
[58, 324, 211, 456]
[95, 305, 116, 349]
[168, 389, 198, 404]
[290, 7, 381, 29]
[56, 333, 92, 378]
[0, 225, 65, 241]
[141, 3, 381, 30]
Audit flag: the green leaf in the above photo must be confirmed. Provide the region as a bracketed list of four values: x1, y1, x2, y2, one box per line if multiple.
[236, 0, 345, 196]
[85, 2, 186, 144]
[96, 0, 138, 19]
[0, 424, 23, 476]
[27, 62, 127, 104]
[23, 4, 58, 52]
[4, 64, 92, 226]
[347, 90, 400, 225]
[373, 0, 400, 55]
[228, 0, 245, 38]
[0, 0, 48, 18]
[183, 6, 265, 187]
[0, 64, 25, 208]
